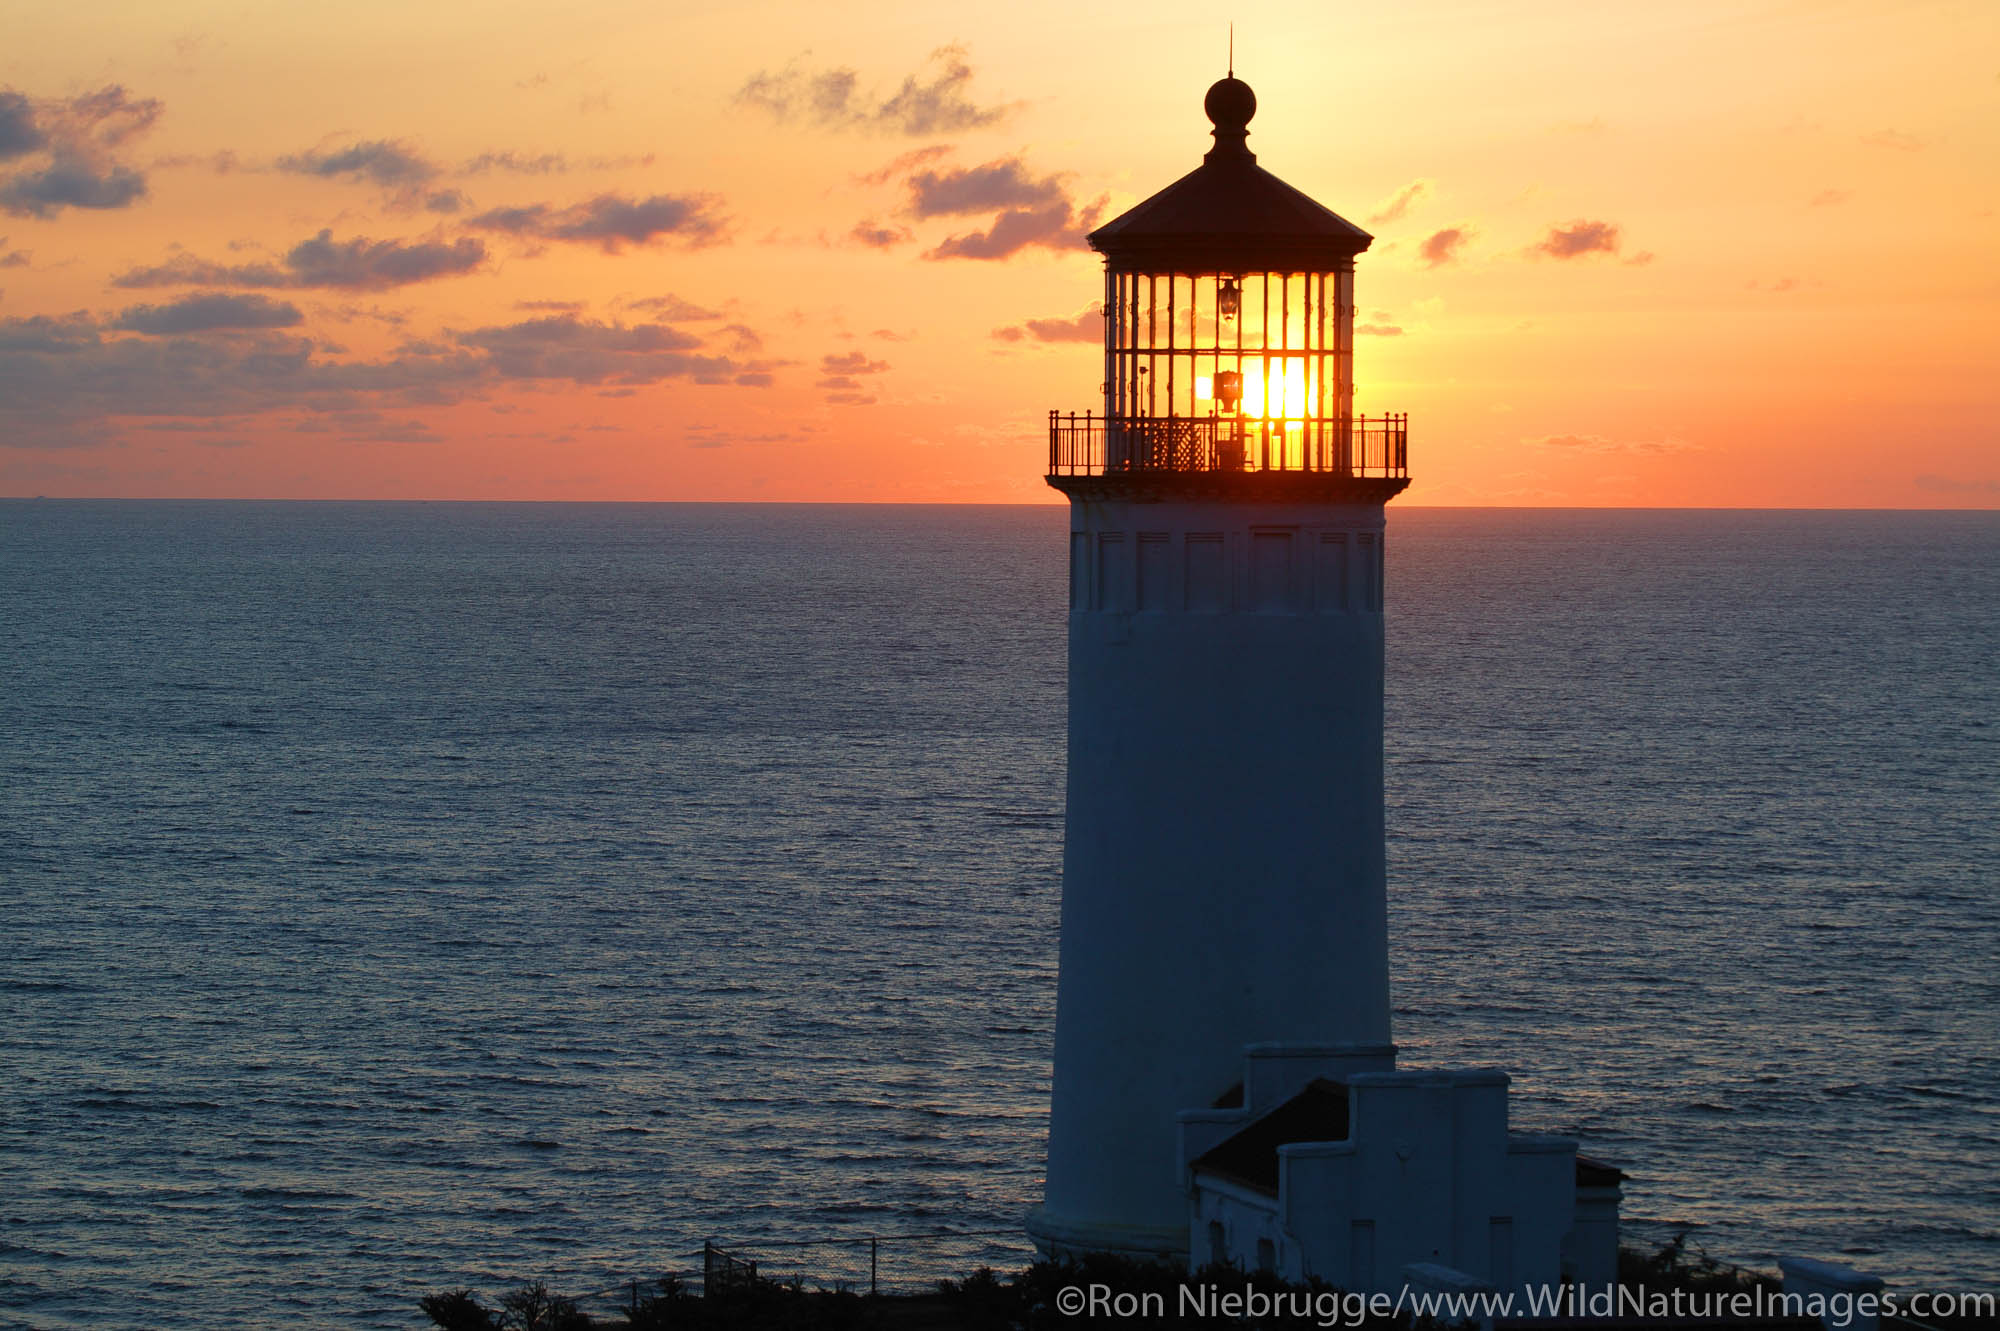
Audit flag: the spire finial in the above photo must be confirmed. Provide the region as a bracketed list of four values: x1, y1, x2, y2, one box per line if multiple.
[1203, 66, 1256, 164]
[1228, 24, 1233, 78]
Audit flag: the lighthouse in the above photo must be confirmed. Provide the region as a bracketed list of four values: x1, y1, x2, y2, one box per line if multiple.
[1027, 76, 1616, 1291]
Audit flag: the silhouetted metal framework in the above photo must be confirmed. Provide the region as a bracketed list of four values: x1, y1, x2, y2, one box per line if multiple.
[1048, 77, 1409, 491]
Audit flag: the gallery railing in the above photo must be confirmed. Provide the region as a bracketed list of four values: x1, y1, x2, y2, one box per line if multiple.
[1048, 412, 1408, 478]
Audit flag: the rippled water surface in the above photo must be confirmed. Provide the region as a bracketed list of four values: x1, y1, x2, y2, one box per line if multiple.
[2, 502, 1995, 1327]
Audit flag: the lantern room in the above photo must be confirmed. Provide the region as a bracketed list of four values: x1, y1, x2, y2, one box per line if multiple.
[1048, 76, 1409, 493]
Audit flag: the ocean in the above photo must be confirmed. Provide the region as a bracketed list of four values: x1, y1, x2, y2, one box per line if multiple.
[1, 501, 1994, 1328]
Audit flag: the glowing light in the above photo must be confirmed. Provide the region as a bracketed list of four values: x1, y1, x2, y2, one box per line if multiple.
[1196, 375, 1213, 399]
[1238, 359, 1313, 419]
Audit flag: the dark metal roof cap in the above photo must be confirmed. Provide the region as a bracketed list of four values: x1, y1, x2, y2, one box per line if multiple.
[1088, 77, 1373, 272]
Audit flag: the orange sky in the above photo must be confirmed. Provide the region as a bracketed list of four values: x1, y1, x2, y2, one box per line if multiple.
[1, 0, 1994, 505]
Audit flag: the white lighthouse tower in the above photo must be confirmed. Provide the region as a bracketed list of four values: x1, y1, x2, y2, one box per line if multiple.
[1027, 77, 1616, 1290]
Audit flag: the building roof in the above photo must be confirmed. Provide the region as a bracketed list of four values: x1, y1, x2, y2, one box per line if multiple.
[1087, 78, 1373, 273]
[1189, 1077, 1351, 1197]
[1190, 1078, 1625, 1199]
[1575, 1154, 1627, 1188]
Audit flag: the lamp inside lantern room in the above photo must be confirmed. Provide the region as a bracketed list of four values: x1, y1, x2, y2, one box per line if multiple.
[1214, 369, 1243, 413]
[1216, 277, 1241, 320]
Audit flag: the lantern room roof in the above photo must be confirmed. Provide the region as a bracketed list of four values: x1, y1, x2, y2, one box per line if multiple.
[1087, 77, 1373, 274]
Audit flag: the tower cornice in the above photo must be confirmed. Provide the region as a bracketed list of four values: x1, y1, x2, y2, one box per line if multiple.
[1046, 473, 1410, 505]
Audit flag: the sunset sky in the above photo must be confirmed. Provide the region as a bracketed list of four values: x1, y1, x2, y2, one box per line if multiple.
[2, 0, 1993, 505]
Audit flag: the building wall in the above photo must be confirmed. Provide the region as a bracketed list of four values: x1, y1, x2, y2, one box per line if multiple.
[1038, 498, 1393, 1252]
[1191, 1072, 1580, 1297]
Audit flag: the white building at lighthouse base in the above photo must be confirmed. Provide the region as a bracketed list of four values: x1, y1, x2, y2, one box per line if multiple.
[1178, 1042, 1623, 1296]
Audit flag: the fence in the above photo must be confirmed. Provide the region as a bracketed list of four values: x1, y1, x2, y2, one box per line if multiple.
[560, 1227, 1037, 1319]
[1049, 411, 1409, 479]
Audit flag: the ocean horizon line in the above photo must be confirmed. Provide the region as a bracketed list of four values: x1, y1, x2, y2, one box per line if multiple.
[5, 495, 1997, 514]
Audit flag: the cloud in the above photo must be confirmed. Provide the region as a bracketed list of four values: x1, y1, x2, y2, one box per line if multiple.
[0, 325, 429, 434]
[1913, 473, 2000, 495]
[819, 350, 889, 380]
[1355, 323, 1403, 336]
[114, 229, 487, 290]
[2, 86, 163, 158]
[1809, 188, 1849, 207]
[816, 349, 888, 402]
[464, 151, 568, 174]
[1525, 431, 1691, 454]
[927, 202, 1092, 260]
[152, 149, 239, 173]
[1418, 226, 1471, 267]
[879, 154, 1104, 260]
[1862, 129, 1925, 151]
[455, 314, 738, 382]
[424, 189, 466, 214]
[623, 293, 723, 320]
[56, 86, 163, 150]
[684, 425, 794, 448]
[285, 230, 486, 288]
[856, 144, 952, 187]
[0, 85, 163, 218]
[850, 220, 910, 248]
[993, 305, 1101, 343]
[461, 150, 656, 174]
[0, 310, 774, 445]
[466, 192, 726, 252]
[0, 236, 27, 268]
[0, 161, 147, 218]
[0, 312, 98, 353]
[1367, 179, 1431, 225]
[111, 292, 304, 334]
[1532, 219, 1623, 259]
[907, 157, 1064, 217]
[277, 139, 440, 187]
[737, 44, 1009, 136]
[0, 92, 43, 160]
[290, 408, 446, 443]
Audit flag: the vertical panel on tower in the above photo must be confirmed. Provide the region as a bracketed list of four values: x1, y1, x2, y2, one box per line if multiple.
[1250, 530, 1294, 613]
[1098, 533, 1133, 613]
[1186, 533, 1225, 613]
[1316, 532, 1349, 613]
[1137, 533, 1171, 612]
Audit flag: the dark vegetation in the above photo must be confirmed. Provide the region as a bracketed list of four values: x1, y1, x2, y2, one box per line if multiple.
[1617, 1230, 1778, 1295]
[418, 1239, 1783, 1329]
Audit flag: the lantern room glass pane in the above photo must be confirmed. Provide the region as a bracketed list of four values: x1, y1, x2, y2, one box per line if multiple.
[1108, 269, 1354, 430]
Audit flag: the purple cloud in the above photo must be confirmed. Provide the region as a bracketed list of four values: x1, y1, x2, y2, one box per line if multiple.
[467, 192, 726, 252]
[1418, 227, 1471, 267]
[112, 292, 303, 334]
[0, 85, 162, 217]
[1368, 179, 1431, 225]
[993, 306, 1101, 343]
[1533, 220, 1622, 259]
[277, 139, 440, 186]
[738, 45, 1009, 136]
[114, 229, 487, 290]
